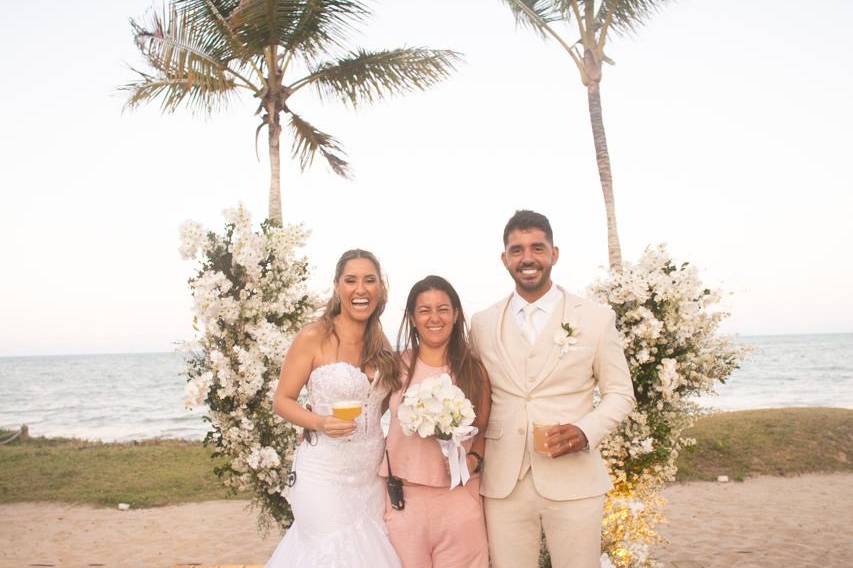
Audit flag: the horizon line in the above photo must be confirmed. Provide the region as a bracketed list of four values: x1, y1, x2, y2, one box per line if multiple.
[2, 331, 851, 359]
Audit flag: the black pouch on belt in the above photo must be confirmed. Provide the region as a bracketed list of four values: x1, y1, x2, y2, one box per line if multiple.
[385, 449, 405, 511]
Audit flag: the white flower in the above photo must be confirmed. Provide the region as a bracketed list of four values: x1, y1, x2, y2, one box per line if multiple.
[184, 371, 213, 408]
[178, 221, 205, 259]
[176, 206, 319, 524]
[417, 415, 438, 438]
[398, 373, 476, 441]
[658, 358, 680, 399]
[223, 203, 252, 233]
[232, 232, 265, 281]
[589, 242, 746, 564]
[247, 446, 281, 470]
[554, 321, 580, 356]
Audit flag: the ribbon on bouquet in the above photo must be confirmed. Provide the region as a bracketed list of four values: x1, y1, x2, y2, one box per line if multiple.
[437, 426, 478, 489]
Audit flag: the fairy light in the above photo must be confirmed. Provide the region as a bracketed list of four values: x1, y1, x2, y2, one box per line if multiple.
[601, 478, 667, 567]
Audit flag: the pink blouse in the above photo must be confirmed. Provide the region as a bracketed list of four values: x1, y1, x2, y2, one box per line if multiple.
[379, 354, 476, 487]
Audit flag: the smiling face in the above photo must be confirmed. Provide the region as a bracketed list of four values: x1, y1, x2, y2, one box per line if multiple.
[335, 258, 383, 323]
[412, 289, 457, 351]
[501, 228, 559, 300]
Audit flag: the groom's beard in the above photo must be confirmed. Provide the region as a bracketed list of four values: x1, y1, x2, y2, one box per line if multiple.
[512, 263, 553, 295]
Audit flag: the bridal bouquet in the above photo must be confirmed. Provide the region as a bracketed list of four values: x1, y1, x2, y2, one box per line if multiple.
[397, 373, 478, 488]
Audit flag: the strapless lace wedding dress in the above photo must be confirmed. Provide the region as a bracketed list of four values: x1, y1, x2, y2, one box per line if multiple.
[266, 362, 401, 568]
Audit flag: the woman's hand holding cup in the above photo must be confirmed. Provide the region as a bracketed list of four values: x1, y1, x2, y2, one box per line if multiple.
[318, 415, 357, 438]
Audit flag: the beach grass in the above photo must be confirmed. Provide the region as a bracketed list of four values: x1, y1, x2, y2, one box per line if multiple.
[676, 407, 853, 481]
[2, 408, 851, 507]
[0, 434, 237, 507]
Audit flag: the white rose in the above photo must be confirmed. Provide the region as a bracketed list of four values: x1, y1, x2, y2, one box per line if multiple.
[416, 416, 436, 438]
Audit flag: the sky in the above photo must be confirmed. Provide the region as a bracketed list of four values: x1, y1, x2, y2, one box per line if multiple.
[1, 0, 851, 357]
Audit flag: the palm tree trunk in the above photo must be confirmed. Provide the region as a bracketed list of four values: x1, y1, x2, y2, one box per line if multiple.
[586, 80, 623, 271]
[265, 45, 283, 228]
[267, 100, 283, 227]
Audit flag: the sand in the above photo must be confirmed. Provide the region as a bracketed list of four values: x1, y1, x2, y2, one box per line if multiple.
[654, 473, 853, 568]
[0, 500, 279, 568]
[1, 473, 851, 568]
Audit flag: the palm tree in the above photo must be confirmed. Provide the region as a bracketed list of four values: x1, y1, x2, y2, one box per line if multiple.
[502, 0, 669, 271]
[123, 0, 460, 226]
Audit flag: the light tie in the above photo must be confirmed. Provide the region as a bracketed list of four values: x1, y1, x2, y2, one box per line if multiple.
[522, 303, 538, 344]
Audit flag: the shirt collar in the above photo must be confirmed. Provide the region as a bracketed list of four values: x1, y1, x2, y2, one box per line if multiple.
[510, 283, 561, 315]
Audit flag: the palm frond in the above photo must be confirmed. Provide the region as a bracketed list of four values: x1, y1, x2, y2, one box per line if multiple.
[295, 48, 462, 107]
[596, 0, 668, 35]
[133, 6, 226, 76]
[127, 6, 242, 112]
[287, 112, 350, 177]
[224, 0, 368, 57]
[501, 0, 567, 33]
[174, 0, 258, 66]
[284, 0, 370, 61]
[503, 1, 667, 36]
[121, 68, 236, 113]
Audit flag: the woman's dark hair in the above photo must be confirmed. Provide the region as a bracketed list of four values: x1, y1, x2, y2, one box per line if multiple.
[503, 209, 553, 245]
[397, 275, 488, 412]
[320, 249, 400, 391]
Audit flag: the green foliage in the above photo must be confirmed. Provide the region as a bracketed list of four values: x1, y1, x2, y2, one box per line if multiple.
[676, 408, 853, 482]
[502, 0, 669, 37]
[0, 434, 235, 507]
[2, 409, 848, 507]
[181, 211, 315, 529]
[122, 0, 461, 176]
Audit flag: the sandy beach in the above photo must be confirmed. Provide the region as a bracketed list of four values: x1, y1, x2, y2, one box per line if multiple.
[654, 473, 853, 567]
[2, 473, 851, 568]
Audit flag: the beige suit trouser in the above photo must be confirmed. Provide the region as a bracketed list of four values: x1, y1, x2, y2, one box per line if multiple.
[484, 472, 604, 568]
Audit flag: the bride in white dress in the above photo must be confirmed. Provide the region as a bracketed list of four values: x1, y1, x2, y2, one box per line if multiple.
[267, 249, 402, 568]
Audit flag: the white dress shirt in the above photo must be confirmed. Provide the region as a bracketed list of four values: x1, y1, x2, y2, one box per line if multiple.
[509, 283, 561, 344]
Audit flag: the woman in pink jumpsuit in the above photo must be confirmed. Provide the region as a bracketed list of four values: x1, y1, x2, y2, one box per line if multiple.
[379, 275, 491, 568]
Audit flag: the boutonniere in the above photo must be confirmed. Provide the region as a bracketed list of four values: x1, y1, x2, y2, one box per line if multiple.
[553, 321, 580, 357]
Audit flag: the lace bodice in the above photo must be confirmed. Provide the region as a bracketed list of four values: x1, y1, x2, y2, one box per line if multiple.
[293, 362, 389, 485]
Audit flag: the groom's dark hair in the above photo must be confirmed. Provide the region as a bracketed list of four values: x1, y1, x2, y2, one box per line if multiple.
[503, 210, 553, 245]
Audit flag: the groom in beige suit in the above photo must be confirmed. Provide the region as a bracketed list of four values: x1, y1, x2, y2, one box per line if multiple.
[471, 210, 635, 568]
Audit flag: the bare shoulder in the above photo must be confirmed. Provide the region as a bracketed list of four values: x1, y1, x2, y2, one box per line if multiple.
[290, 321, 328, 353]
[298, 321, 327, 339]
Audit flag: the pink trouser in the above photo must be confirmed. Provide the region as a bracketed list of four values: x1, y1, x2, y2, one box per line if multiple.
[384, 478, 489, 568]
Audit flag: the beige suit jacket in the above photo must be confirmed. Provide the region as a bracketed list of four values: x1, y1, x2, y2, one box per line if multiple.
[471, 286, 635, 501]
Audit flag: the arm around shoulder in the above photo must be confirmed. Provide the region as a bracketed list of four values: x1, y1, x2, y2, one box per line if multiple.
[468, 362, 491, 471]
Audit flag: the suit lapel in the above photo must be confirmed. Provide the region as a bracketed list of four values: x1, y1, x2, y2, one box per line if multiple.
[528, 287, 584, 390]
[493, 294, 528, 393]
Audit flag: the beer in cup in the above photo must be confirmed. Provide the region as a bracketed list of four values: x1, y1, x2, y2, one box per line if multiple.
[533, 422, 555, 455]
[332, 400, 363, 421]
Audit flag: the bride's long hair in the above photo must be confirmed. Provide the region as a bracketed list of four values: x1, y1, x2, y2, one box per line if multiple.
[319, 249, 400, 391]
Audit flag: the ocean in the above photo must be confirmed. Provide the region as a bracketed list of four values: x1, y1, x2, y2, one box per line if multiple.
[1, 334, 850, 442]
